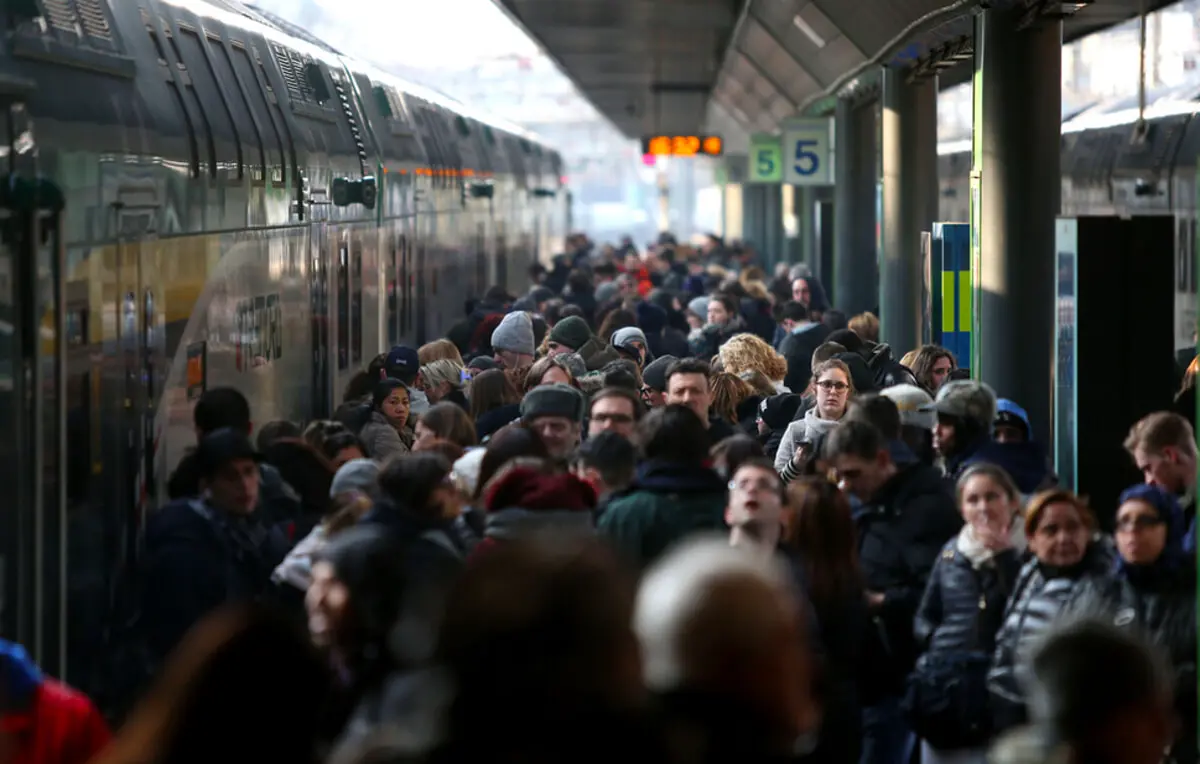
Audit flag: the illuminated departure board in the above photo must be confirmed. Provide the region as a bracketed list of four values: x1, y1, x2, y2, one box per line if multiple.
[641, 135, 724, 157]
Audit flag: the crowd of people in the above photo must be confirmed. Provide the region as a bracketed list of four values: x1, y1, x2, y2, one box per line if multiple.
[1, 232, 1196, 764]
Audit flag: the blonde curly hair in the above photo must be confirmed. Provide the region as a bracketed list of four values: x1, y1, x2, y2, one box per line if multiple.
[718, 333, 788, 384]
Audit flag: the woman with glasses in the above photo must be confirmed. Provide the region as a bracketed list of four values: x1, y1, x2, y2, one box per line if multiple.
[1065, 483, 1197, 764]
[775, 358, 856, 482]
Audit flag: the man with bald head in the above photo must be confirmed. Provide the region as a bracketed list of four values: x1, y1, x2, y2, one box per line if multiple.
[635, 537, 819, 763]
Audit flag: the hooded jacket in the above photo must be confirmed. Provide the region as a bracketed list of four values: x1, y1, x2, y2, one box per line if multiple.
[0, 640, 110, 764]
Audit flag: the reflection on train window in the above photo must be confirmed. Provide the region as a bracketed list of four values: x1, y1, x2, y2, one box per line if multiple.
[475, 223, 486, 295]
[399, 235, 409, 337]
[387, 232, 399, 347]
[351, 240, 362, 365]
[337, 242, 349, 371]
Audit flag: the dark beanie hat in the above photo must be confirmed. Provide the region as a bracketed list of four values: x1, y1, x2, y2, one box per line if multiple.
[548, 316, 592, 352]
[520, 383, 586, 424]
[758, 393, 804, 430]
[832, 352, 877, 394]
[636, 301, 667, 334]
[826, 329, 864, 354]
[642, 355, 678, 392]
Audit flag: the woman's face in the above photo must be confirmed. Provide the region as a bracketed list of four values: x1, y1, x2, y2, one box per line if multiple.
[331, 446, 364, 471]
[814, 369, 850, 420]
[1029, 501, 1089, 568]
[381, 388, 410, 428]
[929, 356, 953, 390]
[413, 420, 437, 450]
[425, 380, 451, 404]
[1115, 499, 1168, 565]
[306, 560, 351, 649]
[540, 366, 572, 387]
[960, 474, 1016, 549]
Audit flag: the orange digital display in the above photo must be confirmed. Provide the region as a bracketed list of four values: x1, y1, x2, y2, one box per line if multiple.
[641, 134, 724, 157]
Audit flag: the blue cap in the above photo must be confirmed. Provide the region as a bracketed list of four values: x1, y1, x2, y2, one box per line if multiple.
[995, 399, 1031, 432]
[384, 345, 419, 378]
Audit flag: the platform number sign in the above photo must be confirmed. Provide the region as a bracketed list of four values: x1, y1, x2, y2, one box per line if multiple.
[749, 134, 782, 184]
[783, 118, 834, 186]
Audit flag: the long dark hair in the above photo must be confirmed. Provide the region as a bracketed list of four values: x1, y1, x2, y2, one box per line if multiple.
[783, 478, 864, 606]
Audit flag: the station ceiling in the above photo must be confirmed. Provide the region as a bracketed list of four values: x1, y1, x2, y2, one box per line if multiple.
[495, 0, 1185, 142]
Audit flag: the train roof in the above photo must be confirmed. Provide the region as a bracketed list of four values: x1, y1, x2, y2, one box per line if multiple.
[160, 0, 552, 151]
[938, 85, 1200, 155]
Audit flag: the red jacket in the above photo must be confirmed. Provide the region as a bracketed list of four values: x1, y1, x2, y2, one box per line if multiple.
[0, 679, 110, 764]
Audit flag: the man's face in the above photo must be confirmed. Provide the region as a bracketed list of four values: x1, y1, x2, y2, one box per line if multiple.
[589, 395, 637, 439]
[791, 278, 811, 305]
[832, 452, 889, 502]
[203, 457, 260, 515]
[707, 300, 730, 326]
[726, 465, 784, 531]
[496, 350, 533, 370]
[666, 372, 712, 423]
[1134, 445, 1195, 494]
[530, 416, 581, 458]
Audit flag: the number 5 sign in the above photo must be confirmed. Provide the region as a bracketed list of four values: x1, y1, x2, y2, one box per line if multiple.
[783, 118, 834, 186]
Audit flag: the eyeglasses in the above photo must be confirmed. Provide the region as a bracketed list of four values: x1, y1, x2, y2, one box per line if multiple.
[816, 380, 849, 392]
[728, 477, 782, 493]
[1115, 515, 1166, 533]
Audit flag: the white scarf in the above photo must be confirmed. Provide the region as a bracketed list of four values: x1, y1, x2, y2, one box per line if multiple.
[955, 522, 1021, 568]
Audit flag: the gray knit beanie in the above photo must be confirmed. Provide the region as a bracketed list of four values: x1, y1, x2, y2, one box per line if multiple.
[491, 311, 536, 356]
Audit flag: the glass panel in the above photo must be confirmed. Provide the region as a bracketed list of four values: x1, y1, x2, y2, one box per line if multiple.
[1054, 218, 1079, 491]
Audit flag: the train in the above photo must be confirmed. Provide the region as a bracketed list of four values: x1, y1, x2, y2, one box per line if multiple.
[0, 0, 569, 678]
[937, 84, 1200, 354]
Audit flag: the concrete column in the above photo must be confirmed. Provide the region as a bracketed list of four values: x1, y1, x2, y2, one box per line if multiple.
[881, 67, 938, 354]
[741, 184, 766, 257]
[834, 97, 879, 314]
[974, 9, 1062, 443]
[762, 183, 784, 269]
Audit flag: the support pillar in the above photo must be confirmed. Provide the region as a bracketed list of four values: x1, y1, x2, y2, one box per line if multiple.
[742, 183, 784, 268]
[834, 97, 878, 314]
[881, 67, 938, 354]
[974, 9, 1062, 443]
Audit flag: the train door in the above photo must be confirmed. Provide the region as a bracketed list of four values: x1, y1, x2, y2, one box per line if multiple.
[0, 107, 68, 674]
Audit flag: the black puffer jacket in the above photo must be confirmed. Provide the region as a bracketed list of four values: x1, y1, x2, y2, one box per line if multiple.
[1067, 563, 1198, 763]
[987, 539, 1115, 732]
[914, 538, 1020, 657]
[854, 464, 963, 703]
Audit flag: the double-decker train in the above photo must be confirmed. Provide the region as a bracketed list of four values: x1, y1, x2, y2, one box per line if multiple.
[0, 0, 568, 680]
[937, 85, 1200, 354]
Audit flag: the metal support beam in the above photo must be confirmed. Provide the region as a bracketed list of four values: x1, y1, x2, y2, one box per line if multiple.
[880, 66, 938, 354]
[973, 8, 1062, 443]
[834, 97, 878, 315]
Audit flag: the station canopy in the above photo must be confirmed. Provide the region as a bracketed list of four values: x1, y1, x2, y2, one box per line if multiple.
[495, 0, 1182, 143]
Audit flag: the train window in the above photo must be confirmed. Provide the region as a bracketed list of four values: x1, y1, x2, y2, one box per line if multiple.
[211, 36, 266, 183]
[181, 26, 248, 180]
[386, 233, 399, 347]
[303, 61, 332, 104]
[252, 41, 303, 209]
[483, 125, 496, 146]
[146, 25, 200, 178]
[168, 27, 232, 179]
[337, 242, 349, 371]
[455, 116, 470, 138]
[351, 239, 363, 366]
[230, 41, 285, 180]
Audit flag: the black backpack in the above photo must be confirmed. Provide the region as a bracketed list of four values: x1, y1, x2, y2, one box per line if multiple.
[334, 400, 374, 436]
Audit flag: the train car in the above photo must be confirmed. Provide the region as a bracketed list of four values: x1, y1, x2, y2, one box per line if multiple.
[0, 0, 568, 680]
[936, 88, 1199, 354]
